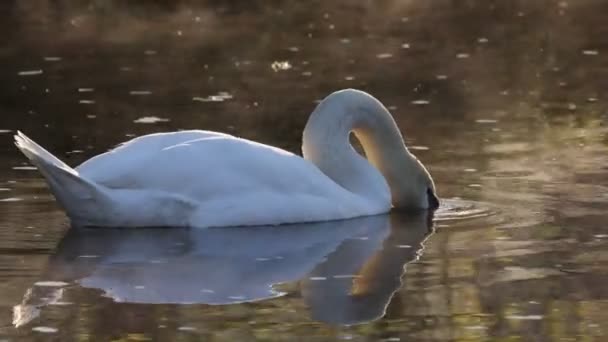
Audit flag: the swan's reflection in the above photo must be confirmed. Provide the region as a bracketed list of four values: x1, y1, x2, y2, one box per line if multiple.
[14, 212, 434, 327]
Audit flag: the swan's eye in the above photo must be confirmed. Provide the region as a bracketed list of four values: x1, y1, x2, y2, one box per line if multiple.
[427, 188, 439, 209]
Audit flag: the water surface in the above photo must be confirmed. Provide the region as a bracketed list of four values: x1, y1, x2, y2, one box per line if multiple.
[1, 1, 607, 341]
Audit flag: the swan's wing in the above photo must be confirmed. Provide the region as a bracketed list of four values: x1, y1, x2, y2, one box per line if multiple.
[77, 133, 339, 198]
[76, 130, 234, 187]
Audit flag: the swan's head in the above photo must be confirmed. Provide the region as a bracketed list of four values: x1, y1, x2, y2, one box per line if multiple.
[390, 153, 439, 211]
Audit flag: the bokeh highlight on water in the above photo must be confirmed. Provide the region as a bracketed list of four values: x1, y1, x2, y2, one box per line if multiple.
[1, 1, 607, 340]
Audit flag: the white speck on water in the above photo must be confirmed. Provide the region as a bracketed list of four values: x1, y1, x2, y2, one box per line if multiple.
[401, 17, 409, 22]
[411, 100, 430, 105]
[0, 129, 11, 133]
[340, 38, 351, 44]
[595, 234, 608, 238]
[134, 285, 145, 290]
[301, 71, 312, 77]
[287, 46, 299, 52]
[309, 276, 327, 281]
[271, 61, 292, 72]
[506, 315, 543, 320]
[587, 97, 598, 102]
[456, 53, 470, 59]
[134, 116, 169, 124]
[178, 326, 196, 331]
[255, 257, 271, 261]
[12, 166, 37, 170]
[410, 146, 429, 151]
[77, 255, 100, 258]
[120, 66, 133, 72]
[50, 301, 73, 306]
[0, 188, 10, 191]
[396, 245, 412, 248]
[44, 57, 62, 62]
[228, 295, 246, 300]
[376, 53, 393, 59]
[464, 168, 477, 172]
[34, 281, 69, 287]
[18, 70, 43, 76]
[192, 92, 233, 102]
[200, 288, 215, 293]
[333, 274, 360, 279]
[86, 115, 97, 119]
[32, 326, 58, 333]
[344, 76, 355, 81]
[78, 88, 94, 92]
[477, 37, 489, 43]
[0, 197, 22, 202]
[468, 184, 482, 188]
[144, 50, 157, 55]
[582, 50, 599, 56]
[436, 75, 448, 80]
[476, 119, 498, 124]
[401, 43, 410, 49]
[129, 90, 152, 96]
[79, 100, 95, 104]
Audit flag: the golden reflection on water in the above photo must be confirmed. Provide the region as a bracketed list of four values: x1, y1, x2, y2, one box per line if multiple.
[0, 0, 607, 341]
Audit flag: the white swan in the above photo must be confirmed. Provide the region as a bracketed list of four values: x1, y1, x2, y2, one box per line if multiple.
[14, 89, 438, 228]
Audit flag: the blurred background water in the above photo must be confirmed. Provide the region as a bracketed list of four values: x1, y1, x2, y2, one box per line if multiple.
[0, 0, 607, 340]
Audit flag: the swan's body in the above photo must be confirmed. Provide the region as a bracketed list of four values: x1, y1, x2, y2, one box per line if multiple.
[14, 89, 437, 228]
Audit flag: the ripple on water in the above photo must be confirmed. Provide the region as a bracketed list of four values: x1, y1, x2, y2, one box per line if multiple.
[434, 198, 500, 223]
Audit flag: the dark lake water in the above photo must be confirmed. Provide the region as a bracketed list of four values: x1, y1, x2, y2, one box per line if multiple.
[1, 0, 608, 340]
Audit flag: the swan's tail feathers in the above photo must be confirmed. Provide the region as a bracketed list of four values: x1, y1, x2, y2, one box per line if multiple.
[14, 131, 110, 223]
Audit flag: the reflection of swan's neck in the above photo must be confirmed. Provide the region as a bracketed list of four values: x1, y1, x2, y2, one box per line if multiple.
[302, 89, 417, 204]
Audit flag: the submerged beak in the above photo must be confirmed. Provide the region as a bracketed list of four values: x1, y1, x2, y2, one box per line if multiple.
[427, 189, 440, 210]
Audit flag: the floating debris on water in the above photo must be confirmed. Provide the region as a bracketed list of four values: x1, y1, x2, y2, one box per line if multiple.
[18, 70, 43, 76]
[0, 197, 22, 202]
[77, 255, 100, 258]
[43, 57, 62, 62]
[134, 116, 170, 124]
[456, 53, 470, 59]
[506, 315, 543, 320]
[200, 289, 215, 293]
[79, 100, 95, 104]
[411, 100, 430, 105]
[12, 166, 37, 170]
[476, 119, 498, 124]
[271, 61, 292, 72]
[436, 75, 448, 80]
[178, 326, 197, 332]
[582, 50, 599, 56]
[0, 188, 10, 191]
[192, 92, 233, 102]
[78, 88, 94, 92]
[333, 274, 360, 279]
[477, 37, 489, 43]
[34, 281, 69, 287]
[410, 146, 429, 151]
[344, 76, 355, 81]
[144, 50, 157, 55]
[129, 90, 153, 96]
[376, 53, 393, 59]
[401, 43, 410, 49]
[32, 326, 58, 333]
[309, 276, 327, 281]
[396, 245, 412, 248]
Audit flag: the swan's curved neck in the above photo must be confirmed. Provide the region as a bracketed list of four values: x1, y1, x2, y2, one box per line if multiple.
[302, 89, 414, 204]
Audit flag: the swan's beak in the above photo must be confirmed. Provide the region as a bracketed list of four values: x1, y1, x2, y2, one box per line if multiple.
[427, 189, 440, 210]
